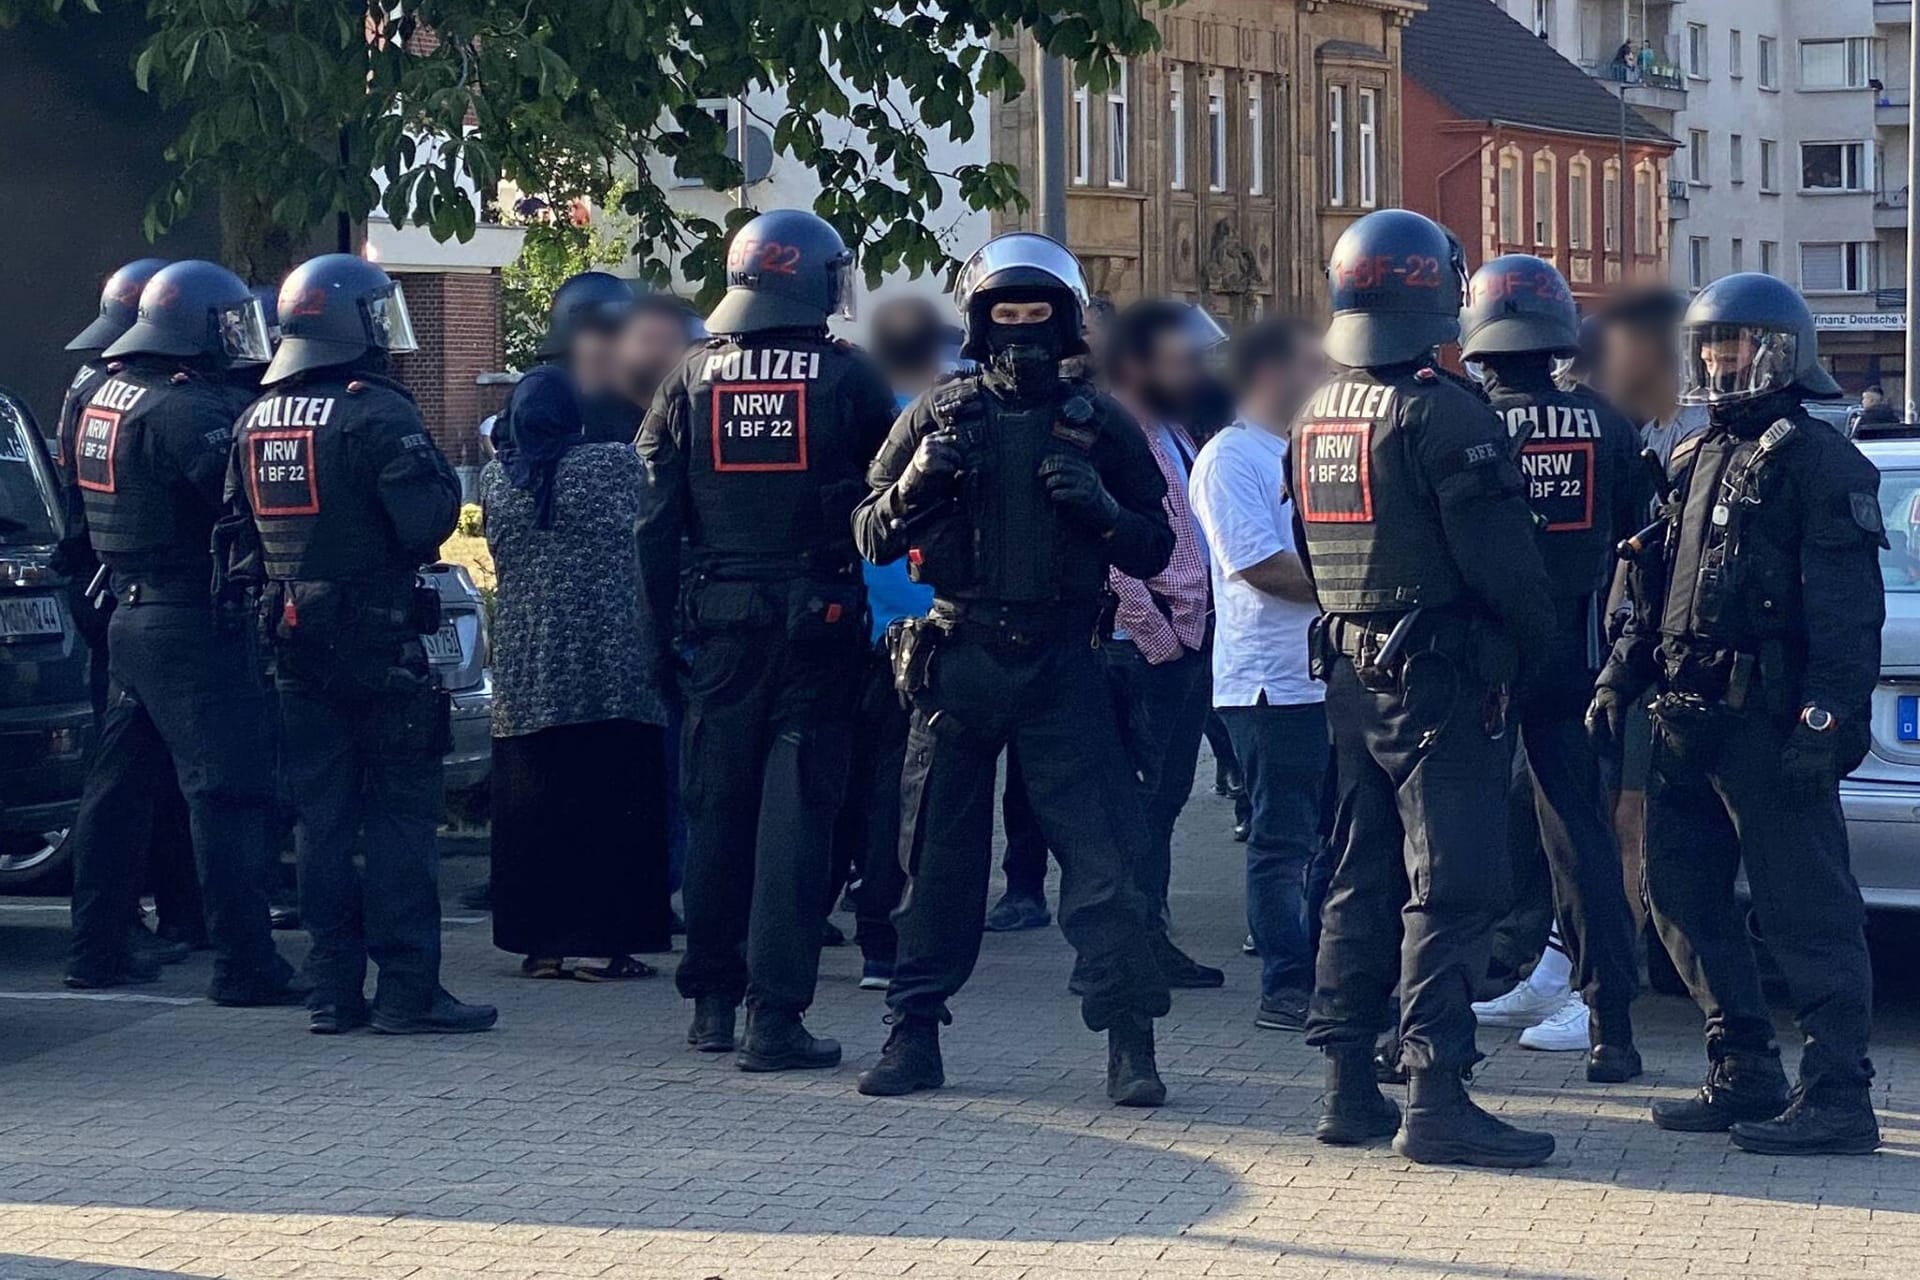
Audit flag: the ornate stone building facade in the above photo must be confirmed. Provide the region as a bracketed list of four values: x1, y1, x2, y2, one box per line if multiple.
[992, 0, 1422, 324]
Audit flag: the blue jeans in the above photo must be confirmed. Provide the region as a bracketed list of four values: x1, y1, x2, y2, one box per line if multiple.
[1220, 698, 1330, 1000]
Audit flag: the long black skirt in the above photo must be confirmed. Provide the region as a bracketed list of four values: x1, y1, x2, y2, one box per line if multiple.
[490, 719, 672, 957]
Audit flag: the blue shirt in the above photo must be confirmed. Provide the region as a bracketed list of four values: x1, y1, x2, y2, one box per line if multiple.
[865, 390, 935, 643]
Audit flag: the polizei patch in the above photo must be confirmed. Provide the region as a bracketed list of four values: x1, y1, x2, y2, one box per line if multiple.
[247, 429, 320, 515]
[74, 408, 121, 493]
[1297, 420, 1373, 523]
[1520, 440, 1595, 531]
[711, 382, 808, 472]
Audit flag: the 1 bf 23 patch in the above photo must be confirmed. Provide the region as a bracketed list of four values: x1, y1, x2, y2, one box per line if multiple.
[1296, 420, 1373, 523]
[247, 429, 320, 516]
[74, 408, 121, 493]
[711, 381, 808, 472]
[1520, 440, 1595, 532]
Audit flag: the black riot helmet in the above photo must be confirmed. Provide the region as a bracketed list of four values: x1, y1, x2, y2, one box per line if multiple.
[535, 271, 636, 360]
[952, 231, 1091, 363]
[262, 254, 420, 387]
[1324, 209, 1468, 368]
[101, 260, 274, 368]
[251, 285, 283, 345]
[1461, 254, 1580, 360]
[66, 257, 170, 353]
[706, 209, 857, 335]
[1679, 271, 1843, 405]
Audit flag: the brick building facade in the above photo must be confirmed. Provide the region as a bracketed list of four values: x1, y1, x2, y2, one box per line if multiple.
[386, 269, 506, 470]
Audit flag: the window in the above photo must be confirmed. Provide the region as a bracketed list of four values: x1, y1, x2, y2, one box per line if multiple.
[1206, 69, 1228, 192]
[1634, 164, 1655, 254]
[1168, 67, 1187, 191]
[1689, 130, 1709, 185]
[1327, 84, 1347, 206]
[1801, 141, 1869, 192]
[1687, 23, 1709, 79]
[1729, 134, 1744, 184]
[1758, 36, 1778, 89]
[1801, 241, 1874, 293]
[1108, 64, 1131, 187]
[1533, 152, 1556, 245]
[1761, 240, 1779, 275]
[1730, 30, 1743, 79]
[1499, 148, 1522, 245]
[1568, 157, 1592, 251]
[1689, 237, 1710, 289]
[1759, 138, 1779, 192]
[1245, 73, 1264, 195]
[1358, 89, 1379, 208]
[1801, 38, 1871, 90]
[1072, 84, 1090, 185]
[1532, 0, 1552, 38]
[1603, 160, 1621, 252]
[1731, 238, 1744, 272]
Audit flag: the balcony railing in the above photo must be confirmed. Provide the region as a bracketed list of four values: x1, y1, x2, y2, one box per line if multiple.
[1668, 178, 1690, 200]
[1587, 59, 1688, 93]
[1877, 186, 1910, 210]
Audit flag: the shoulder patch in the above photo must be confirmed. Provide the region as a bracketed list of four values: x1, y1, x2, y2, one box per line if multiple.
[1415, 367, 1437, 382]
[1851, 492, 1885, 535]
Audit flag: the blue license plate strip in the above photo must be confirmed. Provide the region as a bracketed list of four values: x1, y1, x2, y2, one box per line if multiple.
[1899, 695, 1919, 742]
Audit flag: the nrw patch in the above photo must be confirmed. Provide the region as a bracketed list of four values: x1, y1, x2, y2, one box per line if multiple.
[711, 381, 808, 472]
[1520, 440, 1596, 532]
[247, 429, 320, 516]
[1296, 420, 1373, 523]
[74, 408, 121, 493]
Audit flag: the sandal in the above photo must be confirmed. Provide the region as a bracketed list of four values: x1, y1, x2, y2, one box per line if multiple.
[574, 955, 656, 982]
[520, 956, 570, 980]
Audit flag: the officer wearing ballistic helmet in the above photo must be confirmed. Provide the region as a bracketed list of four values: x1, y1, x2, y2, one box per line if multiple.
[851, 232, 1176, 1107]
[1590, 273, 1886, 1155]
[637, 209, 896, 1071]
[228, 253, 491, 1036]
[1461, 254, 1648, 1083]
[62, 260, 298, 1003]
[1293, 210, 1559, 1166]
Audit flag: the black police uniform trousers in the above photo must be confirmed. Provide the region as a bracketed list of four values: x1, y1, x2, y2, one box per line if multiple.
[67, 599, 284, 991]
[1306, 647, 1510, 1073]
[1515, 608, 1640, 1037]
[1644, 702, 1873, 1092]
[675, 618, 861, 1014]
[888, 629, 1172, 1032]
[832, 649, 911, 964]
[1103, 636, 1211, 923]
[277, 652, 447, 1016]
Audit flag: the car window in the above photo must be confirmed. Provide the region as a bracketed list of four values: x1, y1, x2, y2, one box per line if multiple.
[0, 394, 60, 547]
[1880, 467, 1920, 591]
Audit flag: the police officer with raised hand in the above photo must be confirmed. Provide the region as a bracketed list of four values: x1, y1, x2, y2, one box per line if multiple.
[852, 233, 1175, 1107]
[231, 253, 492, 1036]
[1589, 274, 1885, 1155]
[638, 209, 895, 1071]
[1461, 255, 1647, 1083]
[62, 260, 298, 1003]
[1295, 210, 1558, 1166]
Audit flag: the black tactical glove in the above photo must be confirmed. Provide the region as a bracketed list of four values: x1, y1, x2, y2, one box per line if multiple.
[1038, 452, 1120, 534]
[1585, 685, 1629, 753]
[898, 431, 964, 505]
[1779, 722, 1841, 803]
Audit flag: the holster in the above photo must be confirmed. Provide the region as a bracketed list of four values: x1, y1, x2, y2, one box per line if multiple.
[887, 614, 940, 703]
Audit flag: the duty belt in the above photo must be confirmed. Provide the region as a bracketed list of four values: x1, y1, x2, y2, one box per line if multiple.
[930, 599, 1101, 647]
[111, 577, 210, 608]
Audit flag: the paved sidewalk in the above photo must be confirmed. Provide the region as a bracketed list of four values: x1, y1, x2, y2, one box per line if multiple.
[1, 774, 1916, 1279]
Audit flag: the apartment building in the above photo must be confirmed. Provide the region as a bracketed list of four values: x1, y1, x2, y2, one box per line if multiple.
[1504, 0, 1911, 396]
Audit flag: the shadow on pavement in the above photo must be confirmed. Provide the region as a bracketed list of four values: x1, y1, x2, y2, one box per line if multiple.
[0, 1259, 220, 1280]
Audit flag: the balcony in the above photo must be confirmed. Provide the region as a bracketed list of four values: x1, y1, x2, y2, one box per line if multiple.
[1582, 58, 1688, 117]
[1667, 177, 1690, 219]
[1875, 1, 1911, 27]
[1878, 97, 1913, 129]
[1877, 186, 1910, 229]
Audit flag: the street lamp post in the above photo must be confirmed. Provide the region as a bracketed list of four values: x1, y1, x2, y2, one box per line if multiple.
[1034, 35, 1070, 244]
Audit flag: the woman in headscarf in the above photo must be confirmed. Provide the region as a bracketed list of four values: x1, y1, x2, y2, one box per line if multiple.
[482, 365, 672, 980]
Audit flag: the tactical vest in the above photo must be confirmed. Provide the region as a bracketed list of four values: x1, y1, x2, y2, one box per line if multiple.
[73, 367, 219, 572]
[1293, 371, 1467, 615]
[1660, 421, 1800, 649]
[1488, 386, 1618, 598]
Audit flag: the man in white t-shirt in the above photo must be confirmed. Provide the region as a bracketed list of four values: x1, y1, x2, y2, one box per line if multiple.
[1188, 318, 1329, 1032]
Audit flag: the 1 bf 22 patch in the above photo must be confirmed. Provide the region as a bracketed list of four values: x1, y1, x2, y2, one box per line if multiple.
[1297, 420, 1373, 523]
[74, 408, 121, 493]
[247, 429, 320, 516]
[1519, 440, 1594, 531]
[711, 382, 808, 472]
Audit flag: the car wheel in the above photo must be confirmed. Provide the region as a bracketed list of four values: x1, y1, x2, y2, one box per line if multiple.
[0, 826, 74, 895]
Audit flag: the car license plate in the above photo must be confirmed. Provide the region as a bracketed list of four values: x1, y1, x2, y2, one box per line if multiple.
[0, 593, 63, 642]
[1900, 695, 1920, 743]
[423, 619, 463, 665]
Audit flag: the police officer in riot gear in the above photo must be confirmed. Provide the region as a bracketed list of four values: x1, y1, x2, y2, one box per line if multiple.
[1461, 254, 1648, 1082]
[1590, 274, 1885, 1155]
[1295, 210, 1559, 1166]
[62, 260, 298, 1002]
[638, 208, 896, 1071]
[230, 253, 493, 1036]
[851, 232, 1176, 1106]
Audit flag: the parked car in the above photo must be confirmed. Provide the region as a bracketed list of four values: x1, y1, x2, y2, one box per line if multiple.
[0, 386, 94, 893]
[422, 560, 492, 797]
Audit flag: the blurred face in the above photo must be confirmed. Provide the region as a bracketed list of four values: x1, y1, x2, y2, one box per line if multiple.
[1132, 326, 1206, 416]
[567, 326, 622, 396]
[1600, 322, 1676, 412]
[989, 300, 1054, 326]
[617, 309, 691, 403]
[1244, 334, 1327, 431]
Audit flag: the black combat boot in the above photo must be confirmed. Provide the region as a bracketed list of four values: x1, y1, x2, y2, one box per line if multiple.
[857, 1015, 945, 1096]
[1650, 1048, 1790, 1132]
[371, 988, 498, 1035]
[1106, 1013, 1167, 1107]
[1394, 1069, 1556, 1168]
[686, 996, 737, 1053]
[1586, 1006, 1643, 1084]
[1314, 1047, 1401, 1145]
[1730, 1086, 1880, 1156]
[737, 1008, 842, 1072]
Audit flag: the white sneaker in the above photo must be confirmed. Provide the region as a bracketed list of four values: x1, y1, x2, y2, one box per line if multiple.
[1518, 997, 1591, 1052]
[1472, 981, 1570, 1028]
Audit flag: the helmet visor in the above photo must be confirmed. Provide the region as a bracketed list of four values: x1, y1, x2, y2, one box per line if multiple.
[953, 233, 1091, 316]
[1679, 323, 1798, 405]
[830, 255, 858, 322]
[216, 296, 276, 365]
[366, 284, 419, 354]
